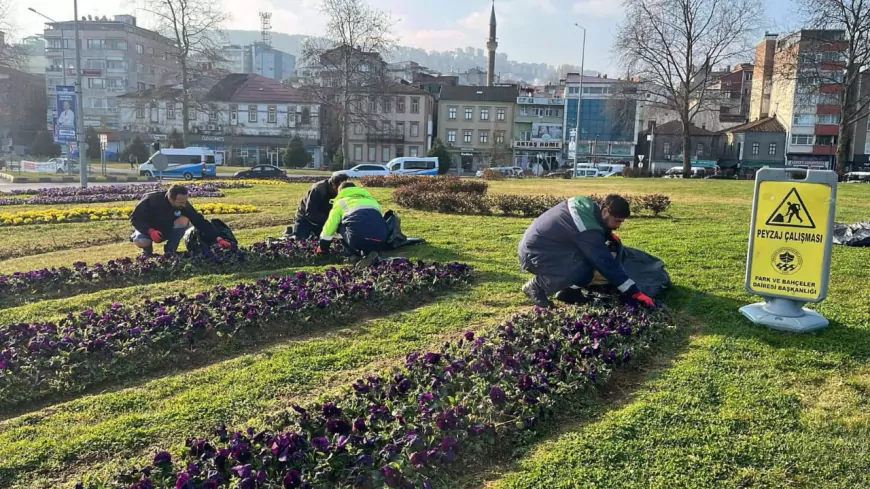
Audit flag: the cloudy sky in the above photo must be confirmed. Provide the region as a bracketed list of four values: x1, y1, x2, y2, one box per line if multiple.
[13, 0, 798, 72]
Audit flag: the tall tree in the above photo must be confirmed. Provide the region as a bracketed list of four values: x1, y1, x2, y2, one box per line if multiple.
[141, 0, 228, 147]
[428, 138, 452, 174]
[284, 135, 312, 168]
[790, 0, 870, 172]
[85, 127, 101, 160]
[0, 0, 25, 68]
[168, 128, 184, 148]
[616, 0, 763, 176]
[301, 0, 395, 169]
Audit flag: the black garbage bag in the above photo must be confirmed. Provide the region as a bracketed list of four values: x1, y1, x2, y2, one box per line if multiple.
[184, 218, 238, 254]
[554, 243, 671, 304]
[384, 209, 426, 249]
[833, 221, 870, 247]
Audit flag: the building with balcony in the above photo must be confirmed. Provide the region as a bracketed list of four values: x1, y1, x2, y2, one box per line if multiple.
[41, 14, 178, 139]
[345, 83, 434, 165]
[438, 85, 517, 171]
[118, 73, 323, 167]
[513, 86, 566, 170]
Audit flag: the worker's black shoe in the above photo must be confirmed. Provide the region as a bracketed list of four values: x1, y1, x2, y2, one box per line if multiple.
[354, 251, 379, 269]
[522, 279, 554, 308]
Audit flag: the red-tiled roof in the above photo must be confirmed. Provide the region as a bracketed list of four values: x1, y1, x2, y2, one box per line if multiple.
[206, 74, 312, 103]
[722, 116, 786, 133]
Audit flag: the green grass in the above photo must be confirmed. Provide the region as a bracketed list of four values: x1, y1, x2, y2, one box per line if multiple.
[0, 179, 868, 488]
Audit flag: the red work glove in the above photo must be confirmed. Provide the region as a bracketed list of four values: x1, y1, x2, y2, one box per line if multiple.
[631, 291, 656, 308]
[147, 228, 163, 243]
[610, 232, 621, 243]
[216, 237, 232, 249]
[315, 246, 327, 255]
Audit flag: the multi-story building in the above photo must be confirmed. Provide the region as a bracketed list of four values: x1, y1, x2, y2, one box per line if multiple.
[41, 14, 178, 137]
[719, 116, 788, 175]
[0, 66, 47, 151]
[438, 85, 517, 171]
[345, 83, 435, 165]
[513, 86, 566, 170]
[562, 73, 639, 165]
[118, 73, 323, 167]
[221, 43, 296, 81]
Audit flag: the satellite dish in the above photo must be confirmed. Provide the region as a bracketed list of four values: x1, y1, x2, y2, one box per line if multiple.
[151, 153, 169, 171]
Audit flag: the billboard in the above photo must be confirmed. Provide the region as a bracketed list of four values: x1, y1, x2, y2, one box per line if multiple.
[531, 122, 563, 142]
[55, 86, 77, 143]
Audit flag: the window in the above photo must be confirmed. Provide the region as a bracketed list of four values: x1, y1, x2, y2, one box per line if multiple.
[396, 146, 404, 158]
[209, 105, 219, 122]
[448, 107, 457, 120]
[167, 103, 176, 120]
[149, 65, 155, 76]
[411, 97, 420, 114]
[354, 145, 363, 161]
[88, 78, 105, 89]
[106, 60, 127, 71]
[395, 122, 405, 136]
[817, 114, 841, 124]
[480, 108, 490, 121]
[791, 134, 814, 145]
[47, 38, 75, 49]
[520, 131, 531, 141]
[189, 107, 197, 120]
[696, 143, 704, 156]
[137, 82, 146, 91]
[751, 142, 760, 155]
[106, 39, 127, 50]
[410, 122, 419, 138]
[768, 143, 777, 155]
[409, 147, 419, 157]
[497, 108, 506, 121]
[447, 130, 457, 143]
[354, 123, 363, 135]
[87, 39, 105, 49]
[793, 114, 814, 126]
[382, 98, 392, 113]
[148, 47, 155, 56]
[368, 98, 377, 112]
[495, 131, 505, 144]
[568, 86, 579, 94]
[136, 105, 144, 118]
[267, 105, 277, 124]
[663, 142, 671, 155]
[149, 104, 159, 123]
[136, 63, 144, 73]
[105, 78, 126, 89]
[86, 59, 106, 70]
[479, 130, 489, 144]
[520, 106, 528, 116]
[229, 105, 237, 125]
[248, 105, 257, 123]
[368, 146, 377, 162]
[382, 147, 390, 162]
[463, 130, 473, 143]
[301, 107, 311, 125]
[464, 107, 473, 120]
[89, 97, 108, 109]
[137, 44, 144, 54]
[396, 97, 405, 113]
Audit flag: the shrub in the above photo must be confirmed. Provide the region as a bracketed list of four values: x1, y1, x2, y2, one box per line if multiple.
[489, 194, 563, 217]
[481, 168, 504, 180]
[362, 175, 489, 195]
[86, 303, 673, 489]
[621, 167, 647, 178]
[637, 194, 672, 216]
[359, 175, 426, 188]
[429, 138, 453, 175]
[393, 187, 492, 215]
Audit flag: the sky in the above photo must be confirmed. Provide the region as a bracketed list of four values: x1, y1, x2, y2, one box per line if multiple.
[11, 0, 800, 73]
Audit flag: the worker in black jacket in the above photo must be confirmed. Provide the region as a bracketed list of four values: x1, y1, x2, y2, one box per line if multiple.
[130, 185, 231, 255]
[293, 173, 349, 239]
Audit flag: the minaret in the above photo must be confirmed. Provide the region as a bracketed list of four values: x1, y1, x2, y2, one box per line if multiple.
[486, 0, 497, 86]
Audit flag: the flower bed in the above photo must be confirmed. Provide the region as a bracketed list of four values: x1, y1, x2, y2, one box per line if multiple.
[0, 182, 250, 206]
[0, 238, 349, 307]
[85, 302, 672, 489]
[0, 203, 258, 226]
[394, 188, 672, 218]
[0, 259, 473, 409]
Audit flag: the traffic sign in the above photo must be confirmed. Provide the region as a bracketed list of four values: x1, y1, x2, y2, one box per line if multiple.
[151, 153, 169, 171]
[740, 168, 838, 332]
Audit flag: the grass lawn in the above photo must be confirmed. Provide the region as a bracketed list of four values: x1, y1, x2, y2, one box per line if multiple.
[0, 178, 868, 488]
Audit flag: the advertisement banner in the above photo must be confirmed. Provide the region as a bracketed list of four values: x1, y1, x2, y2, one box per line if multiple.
[55, 86, 77, 143]
[531, 122, 563, 142]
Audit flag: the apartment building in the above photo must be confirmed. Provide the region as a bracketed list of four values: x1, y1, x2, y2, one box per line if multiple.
[118, 73, 323, 166]
[346, 83, 434, 165]
[42, 15, 177, 136]
[513, 86, 565, 169]
[438, 85, 517, 171]
[221, 43, 296, 81]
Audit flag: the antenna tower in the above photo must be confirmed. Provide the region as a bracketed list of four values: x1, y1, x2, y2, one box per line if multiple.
[259, 12, 272, 46]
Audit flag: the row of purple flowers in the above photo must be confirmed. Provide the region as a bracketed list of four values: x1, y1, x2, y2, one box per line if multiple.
[0, 182, 254, 206]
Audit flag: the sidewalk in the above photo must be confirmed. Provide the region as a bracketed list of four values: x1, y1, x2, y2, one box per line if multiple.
[0, 172, 155, 184]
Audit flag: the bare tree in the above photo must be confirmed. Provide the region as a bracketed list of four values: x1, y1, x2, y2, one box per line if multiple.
[616, 0, 763, 175]
[785, 0, 870, 172]
[301, 0, 395, 168]
[141, 0, 228, 146]
[0, 0, 25, 69]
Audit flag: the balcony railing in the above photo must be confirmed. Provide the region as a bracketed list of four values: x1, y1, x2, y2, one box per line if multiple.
[366, 130, 405, 144]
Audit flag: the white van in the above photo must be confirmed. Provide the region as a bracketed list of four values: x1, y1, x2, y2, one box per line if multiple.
[596, 164, 625, 177]
[138, 147, 218, 179]
[387, 157, 439, 175]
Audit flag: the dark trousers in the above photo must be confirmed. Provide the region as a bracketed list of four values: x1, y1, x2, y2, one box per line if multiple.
[293, 215, 323, 239]
[339, 223, 387, 257]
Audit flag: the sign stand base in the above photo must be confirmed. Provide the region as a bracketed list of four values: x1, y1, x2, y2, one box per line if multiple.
[739, 298, 828, 333]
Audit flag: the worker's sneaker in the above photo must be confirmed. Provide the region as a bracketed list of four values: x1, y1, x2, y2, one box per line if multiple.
[522, 279, 554, 308]
[354, 251, 379, 269]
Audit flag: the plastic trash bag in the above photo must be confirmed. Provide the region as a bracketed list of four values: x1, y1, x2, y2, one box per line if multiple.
[833, 221, 870, 247]
[184, 218, 238, 254]
[384, 209, 425, 249]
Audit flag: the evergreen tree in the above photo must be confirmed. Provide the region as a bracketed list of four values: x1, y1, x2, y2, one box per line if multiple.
[283, 136, 312, 169]
[122, 137, 150, 165]
[168, 129, 185, 148]
[329, 147, 345, 171]
[85, 127, 102, 160]
[31, 131, 61, 158]
[428, 138, 453, 175]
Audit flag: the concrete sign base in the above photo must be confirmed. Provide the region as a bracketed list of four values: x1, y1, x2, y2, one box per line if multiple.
[739, 298, 829, 333]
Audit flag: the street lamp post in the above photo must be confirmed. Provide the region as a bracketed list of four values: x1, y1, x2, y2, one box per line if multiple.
[573, 23, 586, 169]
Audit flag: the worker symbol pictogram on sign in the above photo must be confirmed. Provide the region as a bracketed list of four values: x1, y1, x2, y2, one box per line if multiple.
[765, 187, 816, 229]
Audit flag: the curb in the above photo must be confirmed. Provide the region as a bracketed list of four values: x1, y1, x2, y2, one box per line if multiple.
[0, 173, 156, 184]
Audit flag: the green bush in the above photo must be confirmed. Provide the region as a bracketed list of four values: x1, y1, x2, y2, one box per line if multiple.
[489, 194, 563, 217]
[361, 175, 489, 194]
[393, 187, 492, 215]
[428, 138, 452, 175]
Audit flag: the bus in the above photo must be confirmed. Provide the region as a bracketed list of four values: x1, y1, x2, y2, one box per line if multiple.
[386, 157, 439, 175]
[138, 148, 218, 180]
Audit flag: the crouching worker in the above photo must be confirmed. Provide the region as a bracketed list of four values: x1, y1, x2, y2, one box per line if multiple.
[293, 173, 349, 239]
[130, 184, 232, 255]
[518, 194, 655, 308]
[316, 182, 388, 264]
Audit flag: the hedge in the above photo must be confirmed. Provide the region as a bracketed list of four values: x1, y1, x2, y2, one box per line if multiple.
[359, 175, 489, 194]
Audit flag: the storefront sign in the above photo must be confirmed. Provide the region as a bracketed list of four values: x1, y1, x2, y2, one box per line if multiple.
[786, 154, 829, 168]
[513, 140, 563, 149]
[200, 135, 226, 142]
[517, 97, 565, 105]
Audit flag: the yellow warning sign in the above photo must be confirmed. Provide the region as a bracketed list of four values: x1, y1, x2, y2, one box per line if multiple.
[747, 180, 831, 301]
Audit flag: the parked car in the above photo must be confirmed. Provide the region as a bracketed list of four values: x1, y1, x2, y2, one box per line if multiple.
[663, 166, 710, 178]
[475, 166, 524, 178]
[332, 164, 390, 178]
[233, 165, 287, 179]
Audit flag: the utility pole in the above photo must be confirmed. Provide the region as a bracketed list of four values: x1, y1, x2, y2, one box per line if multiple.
[73, 0, 87, 187]
[573, 24, 586, 169]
